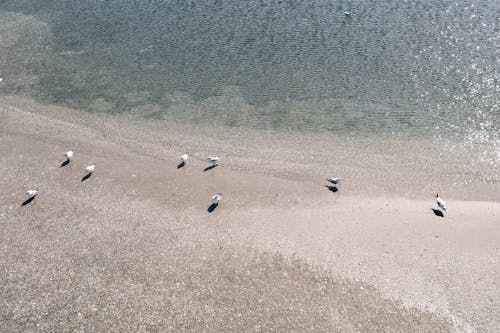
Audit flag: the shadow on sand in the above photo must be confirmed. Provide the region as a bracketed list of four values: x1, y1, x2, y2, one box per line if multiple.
[324, 185, 338, 192]
[177, 161, 185, 169]
[203, 165, 218, 172]
[81, 172, 93, 182]
[60, 159, 70, 168]
[431, 209, 444, 217]
[21, 196, 35, 206]
[208, 203, 219, 213]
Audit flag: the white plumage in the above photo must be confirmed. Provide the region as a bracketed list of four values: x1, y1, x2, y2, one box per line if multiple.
[180, 153, 189, 163]
[327, 177, 343, 185]
[210, 193, 222, 205]
[344, 11, 351, 16]
[26, 190, 38, 198]
[435, 193, 447, 211]
[207, 156, 220, 165]
[64, 150, 74, 160]
[85, 164, 95, 174]
[0, 78, 3, 83]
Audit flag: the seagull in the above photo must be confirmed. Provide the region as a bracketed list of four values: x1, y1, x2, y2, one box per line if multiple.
[64, 150, 74, 161]
[435, 193, 447, 211]
[327, 177, 343, 185]
[207, 156, 220, 165]
[210, 193, 222, 205]
[344, 11, 351, 16]
[0, 78, 3, 83]
[26, 189, 38, 198]
[180, 153, 188, 163]
[85, 164, 95, 174]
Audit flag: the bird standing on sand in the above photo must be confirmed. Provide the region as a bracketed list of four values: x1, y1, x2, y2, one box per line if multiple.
[435, 193, 447, 211]
[207, 156, 220, 165]
[180, 153, 188, 163]
[211, 193, 222, 205]
[26, 189, 38, 198]
[85, 164, 95, 174]
[327, 177, 343, 185]
[64, 150, 74, 162]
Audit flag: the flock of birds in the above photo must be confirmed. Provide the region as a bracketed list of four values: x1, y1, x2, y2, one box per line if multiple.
[23, 151, 225, 210]
[23, 150, 448, 216]
[180, 153, 222, 209]
[24, 150, 95, 203]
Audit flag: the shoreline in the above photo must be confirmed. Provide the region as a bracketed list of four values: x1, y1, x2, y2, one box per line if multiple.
[1, 96, 499, 331]
[2, 95, 499, 202]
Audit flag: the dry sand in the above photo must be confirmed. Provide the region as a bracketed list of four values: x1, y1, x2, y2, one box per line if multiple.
[0, 96, 499, 332]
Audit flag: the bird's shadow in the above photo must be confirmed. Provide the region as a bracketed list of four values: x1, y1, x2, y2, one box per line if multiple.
[21, 196, 35, 206]
[81, 172, 93, 182]
[324, 185, 338, 192]
[177, 161, 185, 169]
[60, 159, 70, 168]
[203, 165, 218, 172]
[207, 203, 219, 213]
[430, 208, 444, 217]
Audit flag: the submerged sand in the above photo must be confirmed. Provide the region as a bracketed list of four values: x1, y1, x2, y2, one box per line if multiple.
[0, 96, 499, 332]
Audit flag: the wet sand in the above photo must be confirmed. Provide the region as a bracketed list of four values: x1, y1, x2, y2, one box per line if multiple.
[0, 97, 499, 332]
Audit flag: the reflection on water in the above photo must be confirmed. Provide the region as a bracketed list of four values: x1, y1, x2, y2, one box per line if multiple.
[0, 1, 498, 148]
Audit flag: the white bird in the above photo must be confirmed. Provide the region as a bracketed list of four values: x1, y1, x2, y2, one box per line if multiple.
[64, 150, 74, 161]
[210, 193, 222, 205]
[180, 153, 188, 163]
[85, 164, 95, 174]
[0, 78, 3, 83]
[26, 190, 38, 198]
[435, 193, 447, 211]
[327, 177, 343, 185]
[207, 156, 220, 165]
[344, 11, 351, 16]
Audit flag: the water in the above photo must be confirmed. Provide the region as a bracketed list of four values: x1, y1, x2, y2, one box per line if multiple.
[0, 0, 498, 157]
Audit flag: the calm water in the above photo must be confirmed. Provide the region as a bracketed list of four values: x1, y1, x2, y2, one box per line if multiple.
[0, 0, 498, 153]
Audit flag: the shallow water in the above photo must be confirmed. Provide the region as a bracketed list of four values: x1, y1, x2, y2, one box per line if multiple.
[0, 0, 498, 163]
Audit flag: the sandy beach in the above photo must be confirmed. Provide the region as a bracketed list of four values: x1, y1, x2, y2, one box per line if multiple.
[1, 97, 499, 332]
